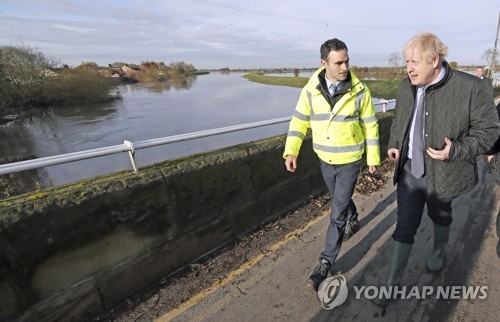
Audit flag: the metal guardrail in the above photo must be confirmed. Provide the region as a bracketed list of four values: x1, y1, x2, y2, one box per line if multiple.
[0, 117, 291, 176]
[0, 100, 395, 177]
[378, 99, 395, 113]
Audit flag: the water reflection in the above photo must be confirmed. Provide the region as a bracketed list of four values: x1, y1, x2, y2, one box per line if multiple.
[0, 101, 122, 192]
[125, 76, 197, 94]
[49, 101, 119, 121]
[0, 124, 50, 196]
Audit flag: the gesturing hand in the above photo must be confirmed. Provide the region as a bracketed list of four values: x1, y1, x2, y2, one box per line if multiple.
[426, 137, 452, 161]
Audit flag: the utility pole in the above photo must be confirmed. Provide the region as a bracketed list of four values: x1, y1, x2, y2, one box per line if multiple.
[490, 11, 499, 79]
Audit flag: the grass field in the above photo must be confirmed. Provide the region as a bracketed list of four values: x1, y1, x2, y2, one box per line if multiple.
[243, 72, 399, 99]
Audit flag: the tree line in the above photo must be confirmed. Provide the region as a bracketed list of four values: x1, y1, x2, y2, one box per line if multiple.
[0, 44, 198, 121]
[387, 49, 499, 77]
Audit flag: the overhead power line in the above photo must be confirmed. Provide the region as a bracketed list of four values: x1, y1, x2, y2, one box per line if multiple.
[191, 0, 498, 31]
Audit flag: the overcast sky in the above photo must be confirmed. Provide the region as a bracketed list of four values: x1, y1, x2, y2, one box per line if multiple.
[0, 0, 498, 69]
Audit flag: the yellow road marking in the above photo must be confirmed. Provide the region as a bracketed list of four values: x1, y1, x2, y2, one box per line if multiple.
[156, 210, 328, 321]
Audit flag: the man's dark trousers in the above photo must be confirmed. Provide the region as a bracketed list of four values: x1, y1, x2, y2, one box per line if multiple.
[318, 158, 361, 265]
[393, 159, 454, 244]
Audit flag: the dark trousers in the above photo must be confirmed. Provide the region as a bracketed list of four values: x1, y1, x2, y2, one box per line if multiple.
[393, 159, 454, 244]
[318, 158, 361, 265]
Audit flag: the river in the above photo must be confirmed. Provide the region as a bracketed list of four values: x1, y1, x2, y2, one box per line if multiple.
[0, 71, 394, 188]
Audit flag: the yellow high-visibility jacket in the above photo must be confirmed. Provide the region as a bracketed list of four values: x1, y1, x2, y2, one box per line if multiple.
[283, 68, 380, 166]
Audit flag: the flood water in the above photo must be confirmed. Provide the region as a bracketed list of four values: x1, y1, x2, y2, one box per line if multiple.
[0, 72, 301, 186]
[0, 71, 394, 187]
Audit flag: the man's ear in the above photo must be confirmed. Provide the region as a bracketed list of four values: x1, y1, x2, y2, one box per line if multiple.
[433, 56, 440, 68]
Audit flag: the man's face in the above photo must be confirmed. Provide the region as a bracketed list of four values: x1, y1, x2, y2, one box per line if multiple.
[321, 49, 349, 83]
[405, 45, 439, 86]
[476, 67, 484, 78]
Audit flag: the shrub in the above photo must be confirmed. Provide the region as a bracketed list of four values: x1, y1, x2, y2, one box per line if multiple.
[46, 68, 117, 106]
[0, 44, 118, 120]
[0, 44, 59, 110]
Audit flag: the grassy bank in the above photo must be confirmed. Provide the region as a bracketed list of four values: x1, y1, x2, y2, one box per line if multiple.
[363, 80, 399, 99]
[243, 73, 308, 89]
[243, 72, 399, 99]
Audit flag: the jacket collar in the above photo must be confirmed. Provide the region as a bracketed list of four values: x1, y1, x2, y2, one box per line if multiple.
[315, 68, 355, 95]
[427, 61, 452, 91]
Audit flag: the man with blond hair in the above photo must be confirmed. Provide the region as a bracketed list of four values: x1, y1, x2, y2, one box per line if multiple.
[372, 32, 499, 306]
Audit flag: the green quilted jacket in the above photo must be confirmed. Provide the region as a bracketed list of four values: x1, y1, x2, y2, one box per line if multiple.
[388, 61, 500, 198]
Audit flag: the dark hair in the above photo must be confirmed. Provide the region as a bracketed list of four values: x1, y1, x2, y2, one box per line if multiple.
[320, 38, 348, 60]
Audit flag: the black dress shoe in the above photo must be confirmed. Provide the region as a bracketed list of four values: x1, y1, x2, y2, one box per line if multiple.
[344, 218, 360, 241]
[309, 258, 332, 291]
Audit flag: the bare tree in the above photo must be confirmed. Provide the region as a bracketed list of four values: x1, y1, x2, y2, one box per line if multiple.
[0, 43, 115, 117]
[481, 48, 499, 78]
[388, 52, 402, 68]
[481, 48, 497, 66]
[0, 43, 59, 107]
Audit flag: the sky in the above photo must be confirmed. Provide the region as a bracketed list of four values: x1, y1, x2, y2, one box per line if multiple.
[0, 0, 499, 69]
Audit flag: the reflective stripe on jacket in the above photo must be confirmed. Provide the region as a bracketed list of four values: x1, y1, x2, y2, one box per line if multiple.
[284, 68, 380, 166]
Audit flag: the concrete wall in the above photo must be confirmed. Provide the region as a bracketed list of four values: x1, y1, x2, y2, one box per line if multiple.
[0, 113, 391, 321]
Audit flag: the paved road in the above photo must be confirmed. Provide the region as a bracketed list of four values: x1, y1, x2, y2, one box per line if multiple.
[157, 160, 500, 322]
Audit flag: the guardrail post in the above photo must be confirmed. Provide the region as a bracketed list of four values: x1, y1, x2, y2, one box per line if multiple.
[124, 140, 138, 173]
[379, 99, 388, 112]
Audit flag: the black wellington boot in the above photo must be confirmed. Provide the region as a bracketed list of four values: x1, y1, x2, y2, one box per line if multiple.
[372, 241, 413, 307]
[426, 223, 450, 272]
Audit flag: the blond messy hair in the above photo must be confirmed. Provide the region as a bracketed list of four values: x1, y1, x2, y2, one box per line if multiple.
[403, 32, 448, 64]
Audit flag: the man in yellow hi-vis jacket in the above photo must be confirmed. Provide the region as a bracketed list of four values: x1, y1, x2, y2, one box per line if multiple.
[284, 38, 380, 291]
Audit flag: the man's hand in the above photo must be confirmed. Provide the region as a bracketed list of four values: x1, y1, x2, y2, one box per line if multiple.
[285, 155, 298, 173]
[484, 154, 494, 163]
[368, 165, 377, 174]
[427, 137, 452, 161]
[388, 148, 400, 162]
